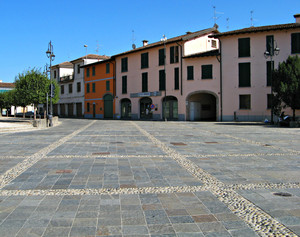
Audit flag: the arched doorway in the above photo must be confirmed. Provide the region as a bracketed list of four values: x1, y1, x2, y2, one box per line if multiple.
[140, 97, 152, 119]
[121, 98, 131, 119]
[162, 96, 178, 120]
[187, 92, 217, 121]
[103, 94, 113, 119]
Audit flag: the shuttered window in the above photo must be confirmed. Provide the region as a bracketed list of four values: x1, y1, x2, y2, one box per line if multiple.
[291, 33, 300, 54]
[159, 70, 165, 91]
[239, 63, 251, 87]
[202, 65, 213, 79]
[142, 73, 148, 92]
[106, 81, 110, 91]
[86, 83, 90, 93]
[159, 48, 165, 66]
[170, 46, 179, 64]
[122, 76, 127, 94]
[141, 53, 149, 69]
[121, 57, 128, 72]
[266, 61, 274, 86]
[174, 67, 179, 90]
[239, 95, 251, 109]
[238, 38, 250, 57]
[266, 35, 274, 55]
[187, 66, 194, 80]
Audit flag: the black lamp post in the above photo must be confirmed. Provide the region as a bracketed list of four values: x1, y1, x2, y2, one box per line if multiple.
[46, 41, 55, 127]
[264, 39, 279, 124]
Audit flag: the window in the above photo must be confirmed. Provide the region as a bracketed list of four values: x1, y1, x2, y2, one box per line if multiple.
[159, 70, 165, 91]
[54, 70, 57, 79]
[106, 81, 110, 91]
[87, 103, 90, 112]
[92, 66, 95, 76]
[202, 65, 213, 79]
[239, 95, 251, 109]
[187, 66, 194, 80]
[159, 48, 165, 66]
[267, 94, 273, 109]
[86, 68, 90, 77]
[77, 82, 81, 92]
[238, 38, 250, 57]
[266, 35, 274, 55]
[174, 67, 179, 90]
[106, 63, 110, 74]
[142, 72, 148, 92]
[122, 76, 127, 94]
[170, 46, 179, 63]
[92, 83, 95, 93]
[266, 61, 274, 87]
[69, 84, 72, 94]
[86, 83, 90, 93]
[211, 40, 217, 48]
[121, 57, 128, 72]
[61, 85, 64, 94]
[77, 64, 80, 74]
[239, 63, 251, 87]
[291, 33, 300, 54]
[141, 52, 149, 69]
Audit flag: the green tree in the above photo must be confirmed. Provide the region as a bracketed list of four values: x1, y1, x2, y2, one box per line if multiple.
[15, 68, 59, 120]
[272, 55, 300, 121]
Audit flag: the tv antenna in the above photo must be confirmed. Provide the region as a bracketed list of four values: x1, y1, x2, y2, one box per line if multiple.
[250, 10, 257, 27]
[213, 6, 223, 25]
[132, 30, 136, 49]
[95, 41, 100, 55]
[226, 18, 230, 30]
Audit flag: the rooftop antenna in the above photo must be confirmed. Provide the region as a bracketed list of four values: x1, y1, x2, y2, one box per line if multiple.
[213, 6, 223, 26]
[95, 41, 100, 60]
[226, 18, 230, 30]
[132, 30, 136, 49]
[84, 44, 88, 59]
[251, 10, 254, 26]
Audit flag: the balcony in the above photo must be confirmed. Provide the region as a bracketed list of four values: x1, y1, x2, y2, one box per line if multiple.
[59, 74, 74, 83]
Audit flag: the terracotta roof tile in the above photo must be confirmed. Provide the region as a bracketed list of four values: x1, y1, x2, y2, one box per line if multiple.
[0, 82, 15, 88]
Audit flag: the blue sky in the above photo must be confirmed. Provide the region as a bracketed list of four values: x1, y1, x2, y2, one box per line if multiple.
[0, 0, 298, 83]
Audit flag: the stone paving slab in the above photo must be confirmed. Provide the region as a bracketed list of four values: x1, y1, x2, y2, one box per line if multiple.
[0, 119, 299, 236]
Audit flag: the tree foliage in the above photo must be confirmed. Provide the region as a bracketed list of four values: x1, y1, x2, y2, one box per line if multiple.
[14, 68, 59, 119]
[272, 55, 300, 120]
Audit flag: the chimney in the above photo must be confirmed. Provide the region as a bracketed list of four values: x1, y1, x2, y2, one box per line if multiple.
[142, 40, 148, 47]
[294, 14, 300, 23]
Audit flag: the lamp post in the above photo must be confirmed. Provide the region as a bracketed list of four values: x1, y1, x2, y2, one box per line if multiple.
[46, 41, 55, 127]
[264, 39, 279, 124]
[161, 34, 167, 121]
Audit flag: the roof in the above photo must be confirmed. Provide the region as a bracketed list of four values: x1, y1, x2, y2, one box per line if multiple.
[183, 49, 220, 58]
[211, 23, 300, 38]
[113, 25, 219, 57]
[0, 82, 15, 88]
[71, 54, 110, 63]
[51, 61, 73, 69]
[80, 58, 115, 68]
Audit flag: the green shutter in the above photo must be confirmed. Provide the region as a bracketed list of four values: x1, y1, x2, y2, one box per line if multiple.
[122, 76, 127, 94]
[86, 68, 90, 77]
[86, 83, 90, 93]
[239, 63, 251, 87]
[266, 61, 274, 86]
[238, 38, 250, 57]
[159, 48, 165, 66]
[92, 83, 95, 92]
[202, 65, 213, 79]
[106, 63, 110, 74]
[106, 81, 110, 91]
[122, 58, 128, 72]
[141, 53, 149, 69]
[159, 70, 165, 91]
[187, 66, 194, 80]
[174, 67, 179, 90]
[291, 33, 300, 54]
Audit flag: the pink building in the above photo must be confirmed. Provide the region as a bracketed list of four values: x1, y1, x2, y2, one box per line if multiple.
[114, 26, 220, 121]
[212, 14, 300, 121]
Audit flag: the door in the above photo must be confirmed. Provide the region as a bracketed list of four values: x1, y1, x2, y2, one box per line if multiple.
[93, 104, 96, 118]
[104, 94, 113, 118]
[163, 96, 178, 120]
[121, 99, 131, 119]
[140, 97, 152, 119]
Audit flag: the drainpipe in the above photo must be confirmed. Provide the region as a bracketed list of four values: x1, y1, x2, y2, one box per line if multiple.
[176, 42, 183, 95]
[217, 40, 223, 122]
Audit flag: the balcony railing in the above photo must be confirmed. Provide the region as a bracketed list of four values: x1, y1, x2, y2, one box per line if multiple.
[59, 74, 74, 83]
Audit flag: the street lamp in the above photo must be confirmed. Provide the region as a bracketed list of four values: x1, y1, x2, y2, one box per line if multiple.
[46, 41, 55, 127]
[161, 34, 167, 121]
[264, 39, 279, 124]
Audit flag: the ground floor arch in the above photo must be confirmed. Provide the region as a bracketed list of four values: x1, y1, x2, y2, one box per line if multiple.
[140, 97, 152, 119]
[120, 98, 131, 119]
[162, 96, 178, 120]
[187, 92, 217, 121]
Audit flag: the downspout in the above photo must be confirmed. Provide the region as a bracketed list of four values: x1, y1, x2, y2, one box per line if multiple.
[217, 39, 223, 122]
[176, 42, 183, 95]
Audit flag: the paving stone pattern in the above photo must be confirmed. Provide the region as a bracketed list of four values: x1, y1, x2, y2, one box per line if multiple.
[0, 119, 299, 236]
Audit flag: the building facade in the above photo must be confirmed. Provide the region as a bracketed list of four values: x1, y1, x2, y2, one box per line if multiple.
[51, 54, 109, 117]
[114, 26, 220, 121]
[211, 14, 300, 121]
[81, 59, 115, 119]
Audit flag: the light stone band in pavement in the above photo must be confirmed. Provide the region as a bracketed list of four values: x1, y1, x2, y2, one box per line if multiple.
[0, 119, 299, 237]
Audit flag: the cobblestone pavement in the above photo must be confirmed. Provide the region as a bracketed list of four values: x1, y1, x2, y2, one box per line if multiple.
[0, 119, 299, 237]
